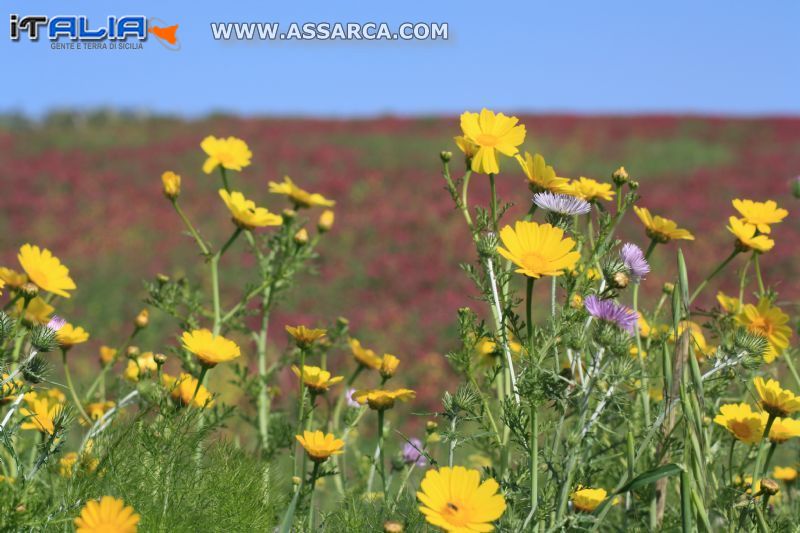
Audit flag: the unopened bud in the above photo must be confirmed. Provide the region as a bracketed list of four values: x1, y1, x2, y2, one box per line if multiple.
[153, 353, 167, 366]
[134, 309, 149, 329]
[126, 346, 140, 359]
[570, 293, 583, 309]
[426, 420, 438, 433]
[611, 166, 629, 185]
[318, 209, 335, 233]
[612, 272, 629, 289]
[662, 282, 675, 295]
[760, 478, 780, 496]
[161, 171, 181, 200]
[628, 180, 640, 190]
[383, 521, 404, 533]
[792, 176, 800, 199]
[440, 151, 452, 163]
[156, 273, 170, 284]
[282, 209, 297, 220]
[294, 228, 309, 245]
[292, 476, 302, 486]
[380, 354, 400, 380]
[20, 282, 38, 299]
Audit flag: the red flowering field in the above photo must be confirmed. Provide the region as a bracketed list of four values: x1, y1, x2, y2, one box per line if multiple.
[2, 113, 799, 407]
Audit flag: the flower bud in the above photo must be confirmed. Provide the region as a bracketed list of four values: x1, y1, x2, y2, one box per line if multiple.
[99, 345, 116, 365]
[380, 354, 400, 380]
[20, 282, 38, 299]
[611, 166, 629, 186]
[294, 228, 309, 245]
[628, 180, 640, 190]
[383, 521, 404, 533]
[282, 209, 297, 220]
[134, 309, 149, 329]
[126, 346, 140, 359]
[156, 273, 170, 284]
[792, 176, 800, 199]
[426, 420, 438, 434]
[318, 209, 335, 233]
[440, 151, 452, 163]
[612, 272, 629, 290]
[570, 293, 583, 309]
[153, 352, 167, 366]
[291, 476, 301, 486]
[161, 171, 181, 200]
[760, 478, 780, 496]
[662, 282, 675, 295]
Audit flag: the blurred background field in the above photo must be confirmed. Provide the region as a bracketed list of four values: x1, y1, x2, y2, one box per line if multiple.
[1, 112, 799, 412]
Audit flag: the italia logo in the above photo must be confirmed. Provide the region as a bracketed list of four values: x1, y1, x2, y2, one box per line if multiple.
[9, 15, 180, 50]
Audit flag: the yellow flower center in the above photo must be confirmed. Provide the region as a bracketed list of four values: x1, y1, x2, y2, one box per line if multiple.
[475, 133, 498, 147]
[748, 317, 773, 337]
[730, 421, 754, 440]
[440, 500, 469, 527]
[520, 252, 549, 273]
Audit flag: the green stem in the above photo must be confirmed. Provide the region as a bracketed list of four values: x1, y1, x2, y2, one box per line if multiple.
[689, 249, 739, 303]
[526, 277, 535, 348]
[172, 201, 210, 256]
[750, 414, 776, 486]
[489, 173, 498, 233]
[739, 255, 753, 305]
[644, 238, 658, 261]
[530, 404, 539, 531]
[219, 167, 231, 192]
[460, 170, 474, 228]
[784, 350, 800, 390]
[377, 409, 387, 495]
[256, 292, 271, 450]
[633, 283, 650, 425]
[210, 257, 221, 335]
[469, 376, 502, 446]
[293, 348, 308, 477]
[61, 351, 90, 423]
[307, 461, 321, 529]
[192, 367, 209, 402]
[753, 253, 765, 295]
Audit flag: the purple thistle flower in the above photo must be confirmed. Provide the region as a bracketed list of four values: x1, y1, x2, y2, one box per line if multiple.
[585, 295, 639, 334]
[620, 243, 650, 282]
[46, 315, 66, 332]
[402, 437, 427, 466]
[532, 192, 591, 216]
[345, 388, 360, 408]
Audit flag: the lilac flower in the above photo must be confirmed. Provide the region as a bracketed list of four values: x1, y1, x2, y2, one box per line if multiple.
[584, 295, 639, 334]
[402, 437, 427, 466]
[620, 243, 650, 282]
[346, 388, 360, 408]
[46, 315, 66, 332]
[533, 192, 591, 216]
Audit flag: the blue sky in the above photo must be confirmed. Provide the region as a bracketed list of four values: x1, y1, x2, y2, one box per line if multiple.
[2, 1, 797, 117]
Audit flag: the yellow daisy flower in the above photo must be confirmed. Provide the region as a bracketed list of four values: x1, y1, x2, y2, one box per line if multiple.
[497, 221, 580, 278]
[20, 397, 63, 434]
[84, 401, 115, 423]
[296, 430, 344, 462]
[124, 352, 158, 382]
[459, 109, 526, 174]
[566, 177, 615, 202]
[17, 244, 76, 298]
[754, 377, 800, 417]
[727, 217, 774, 253]
[268, 176, 335, 209]
[773, 466, 798, 483]
[74, 496, 140, 533]
[716, 291, 741, 314]
[200, 135, 252, 174]
[633, 207, 694, 243]
[14, 296, 54, 325]
[349, 338, 383, 370]
[516, 152, 571, 193]
[285, 325, 327, 348]
[0, 267, 26, 289]
[99, 345, 117, 365]
[161, 373, 214, 408]
[56, 323, 90, 348]
[713, 403, 767, 444]
[218, 190, 282, 229]
[291, 365, 343, 393]
[669, 321, 716, 359]
[571, 486, 611, 513]
[454, 135, 479, 159]
[769, 417, 800, 444]
[732, 199, 788, 234]
[379, 354, 400, 379]
[181, 329, 241, 367]
[352, 388, 416, 411]
[417, 466, 506, 532]
[59, 452, 79, 477]
[736, 299, 792, 363]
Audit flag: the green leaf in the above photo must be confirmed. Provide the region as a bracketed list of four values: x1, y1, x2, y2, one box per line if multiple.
[616, 463, 684, 494]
